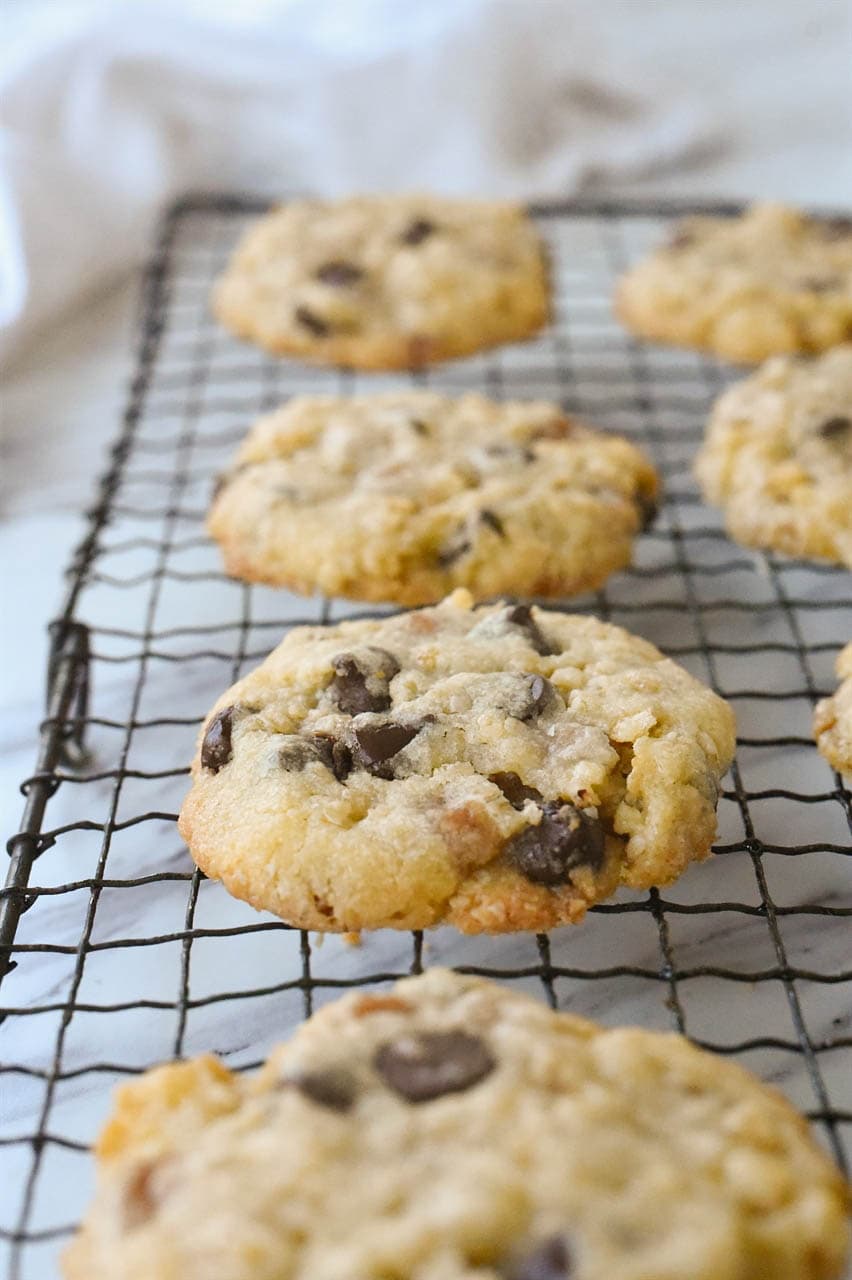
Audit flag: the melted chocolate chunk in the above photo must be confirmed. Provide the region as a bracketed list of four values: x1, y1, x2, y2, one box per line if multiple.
[637, 491, 659, 532]
[410, 418, 430, 435]
[374, 1030, 494, 1102]
[480, 509, 506, 536]
[327, 737, 354, 782]
[506, 1236, 573, 1280]
[818, 415, 851, 440]
[294, 305, 330, 337]
[315, 260, 363, 286]
[489, 772, 544, 809]
[278, 733, 349, 778]
[278, 735, 323, 772]
[351, 721, 421, 777]
[289, 1067, 358, 1112]
[512, 673, 553, 722]
[330, 649, 400, 716]
[200, 707, 235, 773]
[505, 801, 605, 885]
[503, 604, 557, 656]
[400, 217, 436, 246]
[438, 534, 471, 568]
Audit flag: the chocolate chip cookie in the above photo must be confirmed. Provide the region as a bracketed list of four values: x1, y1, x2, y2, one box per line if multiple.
[177, 591, 736, 933]
[212, 196, 549, 367]
[616, 203, 852, 362]
[814, 643, 852, 776]
[694, 346, 852, 567]
[208, 391, 659, 605]
[64, 969, 850, 1280]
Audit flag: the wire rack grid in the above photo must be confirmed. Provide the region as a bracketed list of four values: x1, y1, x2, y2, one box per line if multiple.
[1, 196, 850, 1280]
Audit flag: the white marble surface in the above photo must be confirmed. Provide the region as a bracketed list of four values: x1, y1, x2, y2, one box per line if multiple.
[2, 197, 851, 1279]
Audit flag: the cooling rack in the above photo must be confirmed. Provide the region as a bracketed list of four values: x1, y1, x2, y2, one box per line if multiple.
[1, 196, 850, 1280]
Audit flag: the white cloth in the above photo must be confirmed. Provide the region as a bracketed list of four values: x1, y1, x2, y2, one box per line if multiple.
[0, 0, 715, 364]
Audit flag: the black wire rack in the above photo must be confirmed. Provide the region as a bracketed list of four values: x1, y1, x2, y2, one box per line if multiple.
[1, 196, 850, 1280]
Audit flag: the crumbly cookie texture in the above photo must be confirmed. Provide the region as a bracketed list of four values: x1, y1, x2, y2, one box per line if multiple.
[64, 969, 850, 1280]
[694, 346, 852, 567]
[178, 591, 735, 934]
[814, 643, 852, 776]
[211, 195, 549, 368]
[208, 391, 659, 605]
[616, 203, 852, 362]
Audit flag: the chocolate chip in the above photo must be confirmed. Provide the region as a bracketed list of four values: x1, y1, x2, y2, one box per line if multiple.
[327, 737, 353, 782]
[277, 733, 346, 777]
[315, 260, 363, 286]
[410, 418, 430, 435]
[438, 534, 471, 567]
[351, 721, 421, 776]
[330, 649, 400, 716]
[505, 801, 605, 884]
[505, 1236, 573, 1280]
[201, 706, 235, 773]
[400, 217, 436, 246]
[503, 604, 557, 657]
[331, 654, 380, 715]
[294, 305, 329, 336]
[488, 772, 544, 809]
[374, 1030, 494, 1102]
[480, 509, 505, 537]
[278, 731, 351, 782]
[637, 491, 659, 532]
[288, 1067, 358, 1112]
[278, 736, 321, 771]
[818, 415, 851, 440]
[513, 673, 554, 721]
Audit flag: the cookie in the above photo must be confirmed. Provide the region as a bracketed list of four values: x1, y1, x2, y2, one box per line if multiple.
[208, 391, 659, 605]
[814, 642, 852, 776]
[177, 591, 735, 933]
[616, 203, 852, 362]
[64, 968, 850, 1280]
[212, 195, 549, 368]
[694, 346, 852, 567]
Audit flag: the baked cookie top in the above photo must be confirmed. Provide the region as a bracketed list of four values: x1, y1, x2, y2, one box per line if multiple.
[814, 642, 852, 777]
[178, 591, 735, 934]
[616, 203, 852, 362]
[211, 195, 549, 368]
[208, 391, 659, 605]
[64, 969, 850, 1280]
[694, 345, 852, 567]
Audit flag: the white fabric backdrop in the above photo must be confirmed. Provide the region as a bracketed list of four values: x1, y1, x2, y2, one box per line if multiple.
[0, 0, 719, 363]
[1, 0, 850, 727]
